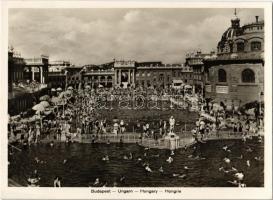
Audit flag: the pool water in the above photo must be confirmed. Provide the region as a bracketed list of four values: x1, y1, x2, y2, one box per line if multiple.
[8, 139, 264, 187]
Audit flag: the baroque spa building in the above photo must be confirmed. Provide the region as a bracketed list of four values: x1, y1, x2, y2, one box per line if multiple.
[69, 60, 184, 89]
[204, 15, 264, 108]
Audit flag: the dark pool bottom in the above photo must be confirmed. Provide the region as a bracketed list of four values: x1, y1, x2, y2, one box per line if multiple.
[8, 139, 264, 187]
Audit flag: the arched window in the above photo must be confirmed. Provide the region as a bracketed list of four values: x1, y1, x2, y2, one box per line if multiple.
[251, 41, 261, 51]
[242, 69, 255, 83]
[218, 69, 227, 82]
[237, 42, 245, 52]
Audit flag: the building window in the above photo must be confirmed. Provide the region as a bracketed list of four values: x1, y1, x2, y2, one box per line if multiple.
[159, 74, 164, 81]
[251, 41, 261, 51]
[218, 69, 227, 82]
[141, 80, 145, 86]
[242, 69, 255, 83]
[147, 80, 151, 87]
[237, 42, 245, 52]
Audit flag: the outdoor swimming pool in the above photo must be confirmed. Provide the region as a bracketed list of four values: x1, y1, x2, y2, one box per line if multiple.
[8, 139, 264, 187]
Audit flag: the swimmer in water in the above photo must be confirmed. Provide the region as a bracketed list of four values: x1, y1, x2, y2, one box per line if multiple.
[63, 159, 67, 164]
[218, 167, 229, 173]
[236, 154, 243, 159]
[246, 147, 253, 152]
[145, 165, 153, 173]
[231, 166, 238, 172]
[102, 155, 109, 161]
[143, 152, 147, 157]
[166, 157, 173, 163]
[129, 153, 133, 160]
[137, 157, 142, 161]
[254, 156, 263, 161]
[93, 178, 100, 186]
[106, 140, 110, 145]
[242, 136, 247, 143]
[113, 181, 118, 187]
[123, 155, 129, 160]
[50, 141, 54, 147]
[223, 157, 231, 164]
[120, 175, 125, 183]
[172, 173, 187, 178]
[227, 180, 246, 187]
[102, 182, 108, 187]
[222, 145, 228, 151]
[234, 171, 244, 183]
[184, 166, 192, 170]
[246, 160, 250, 167]
[172, 173, 180, 177]
[28, 170, 40, 187]
[258, 135, 262, 143]
[171, 150, 175, 156]
[227, 180, 239, 186]
[34, 157, 40, 164]
[159, 166, 164, 173]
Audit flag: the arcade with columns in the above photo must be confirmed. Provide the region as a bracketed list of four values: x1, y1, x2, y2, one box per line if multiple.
[24, 55, 49, 84]
[114, 60, 136, 88]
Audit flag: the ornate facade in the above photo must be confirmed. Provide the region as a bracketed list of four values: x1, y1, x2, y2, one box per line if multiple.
[69, 60, 184, 89]
[204, 15, 264, 108]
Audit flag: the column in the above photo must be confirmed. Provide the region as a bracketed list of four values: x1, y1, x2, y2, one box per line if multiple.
[29, 67, 32, 81]
[118, 69, 121, 86]
[39, 66, 43, 84]
[115, 70, 118, 86]
[32, 67, 35, 81]
[132, 69, 135, 85]
[98, 76, 101, 86]
[128, 70, 131, 84]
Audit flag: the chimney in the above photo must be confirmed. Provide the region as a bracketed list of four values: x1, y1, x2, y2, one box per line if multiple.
[255, 16, 259, 23]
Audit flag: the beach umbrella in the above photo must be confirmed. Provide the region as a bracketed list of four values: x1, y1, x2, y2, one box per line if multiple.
[32, 104, 45, 112]
[30, 114, 41, 120]
[39, 95, 50, 101]
[58, 92, 65, 98]
[67, 86, 73, 90]
[51, 97, 61, 104]
[64, 90, 73, 99]
[65, 90, 73, 95]
[85, 85, 91, 89]
[57, 87, 62, 91]
[51, 88, 56, 92]
[44, 110, 52, 116]
[184, 85, 192, 89]
[40, 101, 50, 108]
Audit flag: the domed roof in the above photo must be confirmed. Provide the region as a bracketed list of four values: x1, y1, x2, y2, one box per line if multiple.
[222, 27, 238, 40]
[217, 18, 243, 53]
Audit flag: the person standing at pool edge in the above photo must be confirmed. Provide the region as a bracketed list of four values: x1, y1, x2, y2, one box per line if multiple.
[54, 176, 62, 187]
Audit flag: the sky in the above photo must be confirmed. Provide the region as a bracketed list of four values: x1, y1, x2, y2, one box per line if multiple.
[9, 8, 264, 65]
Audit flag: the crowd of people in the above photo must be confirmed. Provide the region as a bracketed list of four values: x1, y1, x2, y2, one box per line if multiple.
[8, 85, 264, 187]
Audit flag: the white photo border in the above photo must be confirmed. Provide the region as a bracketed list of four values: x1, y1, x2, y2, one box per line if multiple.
[0, 1, 272, 199]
